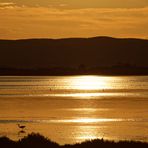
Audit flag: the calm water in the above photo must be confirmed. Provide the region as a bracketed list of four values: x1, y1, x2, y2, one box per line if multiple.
[0, 76, 148, 144]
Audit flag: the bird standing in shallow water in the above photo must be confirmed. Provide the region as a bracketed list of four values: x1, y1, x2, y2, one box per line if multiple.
[17, 124, 26, 130]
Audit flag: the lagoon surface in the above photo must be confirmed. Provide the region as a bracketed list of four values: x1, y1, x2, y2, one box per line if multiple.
[0, 76, 148, 144]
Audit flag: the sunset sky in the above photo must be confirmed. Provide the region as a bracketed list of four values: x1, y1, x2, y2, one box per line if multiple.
[0, 0, 148, 39]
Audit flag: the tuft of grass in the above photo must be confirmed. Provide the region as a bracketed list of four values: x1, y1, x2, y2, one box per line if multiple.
[0, 136, 16, 147]
[18, 133, 59, 148]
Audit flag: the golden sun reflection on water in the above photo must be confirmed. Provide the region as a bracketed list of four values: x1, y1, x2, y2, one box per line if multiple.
[48, 118, 125, 124]
[75, 126, 99, 141]
[75, 125, 105, 142]
[71, 76, 109, 90]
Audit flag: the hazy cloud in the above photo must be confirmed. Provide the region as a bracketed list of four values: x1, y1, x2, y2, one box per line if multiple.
[0, 4, 148, 39]
[0, 2, 14, 5]
[1, 0, 148, 8]
[0, 2, 16, 8]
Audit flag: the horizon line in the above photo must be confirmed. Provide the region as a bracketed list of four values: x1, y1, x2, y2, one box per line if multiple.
[0, 36, 148, 41]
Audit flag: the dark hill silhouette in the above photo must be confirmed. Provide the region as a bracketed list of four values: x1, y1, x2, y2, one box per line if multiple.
[0, 36, 148, 75]
[0, 133, 148, 148]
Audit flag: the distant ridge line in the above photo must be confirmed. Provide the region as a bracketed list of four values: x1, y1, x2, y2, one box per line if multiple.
[0, 36, 148, 75]
[0, 36, 148, 41]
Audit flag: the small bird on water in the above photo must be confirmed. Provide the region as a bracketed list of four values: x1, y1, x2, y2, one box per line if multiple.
[17, 124, 26, 130]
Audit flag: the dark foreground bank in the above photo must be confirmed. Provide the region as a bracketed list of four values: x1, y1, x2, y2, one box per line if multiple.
[0, 133, 148, 148]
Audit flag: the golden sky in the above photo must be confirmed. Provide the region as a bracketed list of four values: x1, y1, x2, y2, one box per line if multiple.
[0, 0, 148, 39]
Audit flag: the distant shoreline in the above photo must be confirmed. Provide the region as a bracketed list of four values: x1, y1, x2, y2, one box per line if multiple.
[1, 36, 148, 72]
[0, 66, 148, 76]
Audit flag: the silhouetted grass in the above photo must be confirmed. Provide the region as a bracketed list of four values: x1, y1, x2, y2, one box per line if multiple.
[0, 133, 148, 148]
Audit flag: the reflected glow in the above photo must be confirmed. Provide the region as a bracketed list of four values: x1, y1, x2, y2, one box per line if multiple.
[50, 93, 106, 97]
[75, 126, 100, 141]
[69, 108, 109, 112]
[70, 118, 114, 123]
[50, 92, 125, 97]
[71, 76, 109, 90]
[75, 125, 108, 142]
[48, 118, 126, 124]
